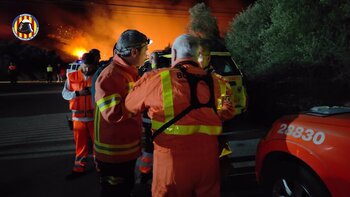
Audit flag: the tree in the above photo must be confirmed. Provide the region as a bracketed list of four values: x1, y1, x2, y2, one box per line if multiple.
[225, 0, 350, 123]
[188, 2, 226, 50]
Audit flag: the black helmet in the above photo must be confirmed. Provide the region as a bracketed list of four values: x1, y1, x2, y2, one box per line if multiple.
[115, 29, 151, 57]
[89, 48, 100, 56]
[89, 48, 101, 62]
[82, 53, 95, 65]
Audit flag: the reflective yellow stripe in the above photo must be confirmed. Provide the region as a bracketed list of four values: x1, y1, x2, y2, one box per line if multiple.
[94, 70, 136, 148]
[160, 71, 174, 121]
[151, 63, 156, 69]
[161, 54, 172, 58]
[120, 71, 134, 93]
[151, 120, 222, 135]
[217, 79, 226, 111]
[219, 80, 227, 97]
[95, 139, 140, 148]
[94, 140, 140, 156]
[128, 82, 134, 93]
[222, 75, 242, 86]
[94, 106, 101, 142]
[153, 70, 222, 136]
[96, 93, 121, 112]
[121, 71, 134, 116]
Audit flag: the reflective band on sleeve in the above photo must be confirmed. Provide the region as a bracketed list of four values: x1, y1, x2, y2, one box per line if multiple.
[96, 93, 121, 112]
[151, 120, 222, 135]
[119, 70, 134, 93]
[160, 71, 174, 122]
[72, 110, 94, 114]
[72, 117, 94, 121]
[94, 140, 140, 156]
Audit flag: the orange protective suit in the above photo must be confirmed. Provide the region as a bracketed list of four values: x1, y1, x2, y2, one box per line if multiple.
[94, 55, 142, 163]
[65, 70, 94, 172]
[125, 59, 234, 197]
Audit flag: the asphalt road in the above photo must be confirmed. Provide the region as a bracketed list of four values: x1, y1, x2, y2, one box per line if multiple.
[0, 82, 69, 118]
[0, 81, 263, 197]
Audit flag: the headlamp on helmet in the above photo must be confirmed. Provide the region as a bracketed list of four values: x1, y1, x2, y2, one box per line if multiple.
[115, 29, 151, 57]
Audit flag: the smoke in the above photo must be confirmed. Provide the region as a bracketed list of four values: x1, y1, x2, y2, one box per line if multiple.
[9, 0, 191, 61]
[59, 0, 191, 61]
[1, 0, 244, 62]
[61, 0, 246, 61]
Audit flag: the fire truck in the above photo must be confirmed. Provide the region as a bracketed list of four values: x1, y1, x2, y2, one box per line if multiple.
[255, 106, 350, 197]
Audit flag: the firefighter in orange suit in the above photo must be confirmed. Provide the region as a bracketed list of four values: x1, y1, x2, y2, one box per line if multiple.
[125, 34, 235, 197]
[94, 29, 150, 197]
[62, 52, 97, 177]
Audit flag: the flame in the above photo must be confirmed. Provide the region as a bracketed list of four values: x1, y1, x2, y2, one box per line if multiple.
[52, 2, 242, 62]
[72, 48, 87, 59]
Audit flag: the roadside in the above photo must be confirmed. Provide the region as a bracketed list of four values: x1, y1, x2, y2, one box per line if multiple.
[0, 82, 264, 197]
[1, 154, 100, 197]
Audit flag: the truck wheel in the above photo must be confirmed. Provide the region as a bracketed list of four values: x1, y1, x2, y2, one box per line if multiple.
[262, 161, 330, 197]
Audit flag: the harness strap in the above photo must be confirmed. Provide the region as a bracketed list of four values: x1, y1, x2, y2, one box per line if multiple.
[151, 63, 216, 140]
[178, 65, 216, 112]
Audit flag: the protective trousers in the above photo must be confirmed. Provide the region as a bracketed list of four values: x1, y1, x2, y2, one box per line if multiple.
[152, 136, 220, 197]
[96, 159, 136, 197]
[72, 120, 94, 172]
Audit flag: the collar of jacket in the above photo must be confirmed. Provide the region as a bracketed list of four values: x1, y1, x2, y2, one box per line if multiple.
[171, 58, 206, 75]
[112, 54, 139, 77]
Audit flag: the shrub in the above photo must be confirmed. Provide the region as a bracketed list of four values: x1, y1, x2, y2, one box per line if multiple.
[225, 0, 350, 124]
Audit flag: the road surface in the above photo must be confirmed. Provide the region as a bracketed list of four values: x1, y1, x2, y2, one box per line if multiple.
[0, 82, 264, 197]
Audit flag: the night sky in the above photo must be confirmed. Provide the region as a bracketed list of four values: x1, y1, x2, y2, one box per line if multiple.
[0, 0, 250, 60]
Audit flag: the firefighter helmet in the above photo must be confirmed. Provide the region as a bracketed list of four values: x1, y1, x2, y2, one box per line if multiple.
[18, 19, 33, 34]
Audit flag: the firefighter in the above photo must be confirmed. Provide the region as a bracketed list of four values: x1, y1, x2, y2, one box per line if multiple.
[89, 48, 101, 66]
[125, 34, 235, 197]
[198, 39, 213, 72]
[199, 38, 234, 182]
[94, 29, 150, 197]
[62, 52, 97, 178]
[136, 51, 172, 186]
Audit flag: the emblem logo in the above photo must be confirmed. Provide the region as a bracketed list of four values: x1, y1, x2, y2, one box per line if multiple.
[12, 14, 39, 41]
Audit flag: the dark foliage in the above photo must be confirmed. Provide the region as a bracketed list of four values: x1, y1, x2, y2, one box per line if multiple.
[0, 40, 68, 81]
[225, 0, 350, 124]
[188, 2, 227, 51]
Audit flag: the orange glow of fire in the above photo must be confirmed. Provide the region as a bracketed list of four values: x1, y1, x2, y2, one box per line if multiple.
[72, 48, 87, 59]
[58, 1, 243, 62]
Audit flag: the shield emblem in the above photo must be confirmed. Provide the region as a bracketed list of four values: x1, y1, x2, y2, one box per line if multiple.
[12, 14, 39, 41]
